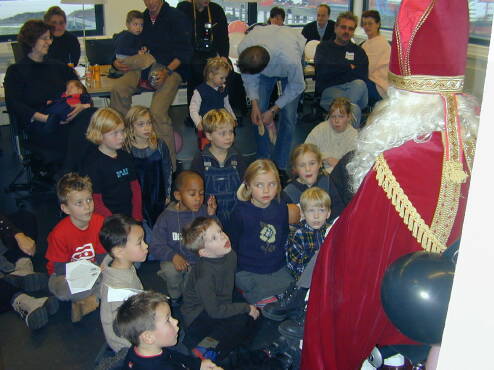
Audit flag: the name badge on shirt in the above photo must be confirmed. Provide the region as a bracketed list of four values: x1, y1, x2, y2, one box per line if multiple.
[345, 52, 355, 61]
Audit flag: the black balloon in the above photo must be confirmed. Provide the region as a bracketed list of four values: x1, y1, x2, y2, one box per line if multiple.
[381, 251, 455, 344]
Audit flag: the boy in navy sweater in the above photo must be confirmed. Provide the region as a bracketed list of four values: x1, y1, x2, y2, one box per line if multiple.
[150, 171, 216, 306]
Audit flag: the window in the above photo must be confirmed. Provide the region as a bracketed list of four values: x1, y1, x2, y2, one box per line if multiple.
[168, 0, 248, 22]
[257, 1, 352, 26]
[366, 0, 492, 45]
[0, 0, 104, 42]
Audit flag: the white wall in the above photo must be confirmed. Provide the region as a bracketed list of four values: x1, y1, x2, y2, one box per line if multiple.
[437, 22, 494, 370]
[103, 0, 145, 36]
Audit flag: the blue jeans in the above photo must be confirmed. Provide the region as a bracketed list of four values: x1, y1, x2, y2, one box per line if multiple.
[320, 79, 368, 111]
[256, 75, 300, 170]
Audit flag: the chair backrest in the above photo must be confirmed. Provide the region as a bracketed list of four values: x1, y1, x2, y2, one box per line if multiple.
[85, 38, 115, 65]
[11, 42, 25, 63]
[304, 40, 320, 63]
[229, 32, 246, 59]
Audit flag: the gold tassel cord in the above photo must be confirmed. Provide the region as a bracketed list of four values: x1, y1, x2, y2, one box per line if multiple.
[374, 154, 446, 254]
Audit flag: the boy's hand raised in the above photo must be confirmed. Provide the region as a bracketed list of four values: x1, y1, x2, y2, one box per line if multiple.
[172, 254, 189, 271]
[200, 359, 223, 370]
[248, 305, 260, 320]
[207, 195, 217, 216]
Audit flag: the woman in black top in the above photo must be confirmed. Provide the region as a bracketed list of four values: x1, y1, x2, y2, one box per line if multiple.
[4, 20, 95, 173]
[44, 6, 81, 66]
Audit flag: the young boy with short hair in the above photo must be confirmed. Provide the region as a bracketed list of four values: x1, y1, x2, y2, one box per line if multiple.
[150, 171, 216, 307]
[116, 291, 220, 369]
[190, 109, 245, 226]
[99, 214, 148, 353]
[113, 10, 157, 88]
[263, 187, 334, 330]
[46, 173, 106, 322]
[286, 186, 332, 281]
[181, 217, 259, 361]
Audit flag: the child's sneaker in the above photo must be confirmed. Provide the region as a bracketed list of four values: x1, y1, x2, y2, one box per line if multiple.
[192, 346, 218, 361]
[254, 295, 278, 308]
[12, 293, 59, 330]
[262, 283, 307, 321]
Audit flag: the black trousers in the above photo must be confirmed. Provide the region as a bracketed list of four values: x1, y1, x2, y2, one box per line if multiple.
[184, 310, 257, 360]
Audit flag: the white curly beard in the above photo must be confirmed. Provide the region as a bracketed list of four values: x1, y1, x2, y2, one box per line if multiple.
[347, 87, 479, 193]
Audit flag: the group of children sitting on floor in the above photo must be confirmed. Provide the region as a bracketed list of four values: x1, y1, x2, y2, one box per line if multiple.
[34, 95, 355, 366]
[1, 29, 360, 364]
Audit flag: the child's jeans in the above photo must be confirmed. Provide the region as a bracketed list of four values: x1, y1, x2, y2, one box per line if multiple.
[235, 267, 293, 304]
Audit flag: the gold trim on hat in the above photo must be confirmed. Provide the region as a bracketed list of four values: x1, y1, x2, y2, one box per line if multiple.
[388, 72, 464, 93]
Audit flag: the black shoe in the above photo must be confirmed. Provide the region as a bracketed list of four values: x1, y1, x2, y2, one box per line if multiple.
[278, 307, 306, 340]
[262, 283, 307, 321]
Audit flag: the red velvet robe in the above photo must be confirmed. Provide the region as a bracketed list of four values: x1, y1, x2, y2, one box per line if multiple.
[301, 132, 470, 370]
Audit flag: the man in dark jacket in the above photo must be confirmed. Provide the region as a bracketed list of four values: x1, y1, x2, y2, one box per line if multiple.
[315, 11, 368, 122]
[302, 4, 335, 42]
[177, 0, 229, 105]
[111, 0, 193, 169]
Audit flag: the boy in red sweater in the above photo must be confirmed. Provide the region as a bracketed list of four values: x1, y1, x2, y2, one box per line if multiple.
[46, 172, 107, 322]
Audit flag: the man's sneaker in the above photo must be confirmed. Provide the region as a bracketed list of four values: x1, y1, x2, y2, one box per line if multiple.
[192, 346, 218, 361]
[6, 258, 48, 292]
[71, 294, 99, 323]
[12, 293, 59, 330]
[278, 307, 306, 340]
[262, 283, 307, 321]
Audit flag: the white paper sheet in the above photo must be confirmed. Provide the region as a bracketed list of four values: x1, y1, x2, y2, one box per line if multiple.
[66, 260, 101, 294]
[107, 287, 143, 302]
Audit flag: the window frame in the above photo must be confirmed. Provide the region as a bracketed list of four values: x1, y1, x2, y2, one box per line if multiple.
[363, 0, 491, 46]
[248, 0, 355, 26]
[0, 4, 105, 43]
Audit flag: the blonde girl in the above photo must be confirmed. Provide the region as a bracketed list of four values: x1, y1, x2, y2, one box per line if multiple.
[282, 143, 344, 221]
[124, 105, 172, 228]
[227, 159, 293, 306]
[305, 97, 358, 170]
[83, 107, 142, 221]
[189, 57, 236, 150]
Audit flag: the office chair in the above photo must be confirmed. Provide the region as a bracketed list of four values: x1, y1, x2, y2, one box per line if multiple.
[4, 111, 60, 196]
[10, 42, 25, 63]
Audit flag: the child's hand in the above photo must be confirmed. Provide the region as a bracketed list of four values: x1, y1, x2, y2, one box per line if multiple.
[200, 359, 223, 370]
[248, 305, 260, 320]
[207, 195, 217, 216]
[172, 254, 189, 272]
[323, 157, 339, 168]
